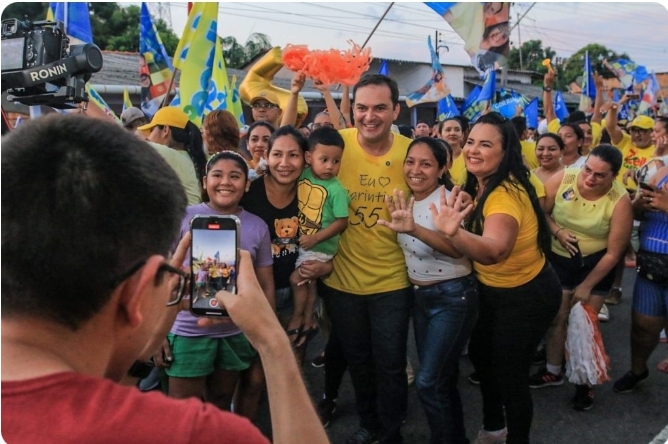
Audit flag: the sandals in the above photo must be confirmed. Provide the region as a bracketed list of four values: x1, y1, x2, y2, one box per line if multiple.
[295, 326, 320, 348]
[286, 324, 304, 346]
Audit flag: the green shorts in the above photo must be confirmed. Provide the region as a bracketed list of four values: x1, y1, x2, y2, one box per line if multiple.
[165, 333, 257, 378]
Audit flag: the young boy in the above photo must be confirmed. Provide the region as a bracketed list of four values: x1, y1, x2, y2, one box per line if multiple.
[287, 127, 350, 346]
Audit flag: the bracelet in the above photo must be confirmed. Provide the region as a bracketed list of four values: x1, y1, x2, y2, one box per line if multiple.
[554, 228, 563, 239]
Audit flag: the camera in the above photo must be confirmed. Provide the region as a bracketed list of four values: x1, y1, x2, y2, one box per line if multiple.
[1, 18, 103, 108]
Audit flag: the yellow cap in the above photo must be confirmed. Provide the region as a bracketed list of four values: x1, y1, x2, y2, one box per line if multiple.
[629, 115, 654, 130]
[249, 90, 281, 107]
[137, 107, 189, 131]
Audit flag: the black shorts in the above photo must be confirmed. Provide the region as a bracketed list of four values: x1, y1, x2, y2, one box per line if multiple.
[547, 249, 615, 296]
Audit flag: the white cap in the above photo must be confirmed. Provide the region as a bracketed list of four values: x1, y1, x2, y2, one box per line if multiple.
[537, 119, 549, 135]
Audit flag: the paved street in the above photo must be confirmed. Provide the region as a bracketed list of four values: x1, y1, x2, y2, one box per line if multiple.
[259, 268, 668, 443]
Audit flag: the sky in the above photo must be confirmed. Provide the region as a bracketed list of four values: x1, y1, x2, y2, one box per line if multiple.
[155, 1, 668, 74]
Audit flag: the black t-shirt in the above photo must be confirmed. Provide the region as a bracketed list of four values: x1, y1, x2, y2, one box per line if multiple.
[241, 177, 299, 290]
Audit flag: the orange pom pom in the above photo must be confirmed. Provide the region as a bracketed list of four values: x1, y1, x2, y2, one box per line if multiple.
[281, 41, 373, 87]
[282, 44, 310, 72]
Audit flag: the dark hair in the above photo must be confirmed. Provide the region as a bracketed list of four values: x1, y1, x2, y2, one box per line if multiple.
[308, 126, 345, 151]
[203, 110, 240, 153]
[536, 132, 565, 151]
[511, 116, 527, 139]
[416, 120, 428, 125]
[462, 112, 551, 254]
[397, 125, 413, 139]
[165, 121, 207, 187]
[587, 144, 623, 176]
[656, 116, 668, 132]
[206, 150, 250, 179]
[438, 117, 463, 135]
[407, 137, 455, 189]
[1, 114, 187, 330]
[268, 125, 308, 154]
[353, 73, 399, 106]
[453, 115, 470, 134]
[566, 110, 587, 124]
[559, 122, 585, 155]
[247, 121, 275, 140]
[482, 22, 510, 55]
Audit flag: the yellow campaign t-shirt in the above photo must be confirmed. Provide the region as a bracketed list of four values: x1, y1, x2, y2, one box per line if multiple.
[547, 118, 561, 134]
[324, 129, 411, 294]
[551, 168, 627, 257]
[521, 140, 539, 170]
[591, 121, 602, 147]
[615, 132, 655, 192]
[473, 181, 545, 288]
[450, 154, 467, 186]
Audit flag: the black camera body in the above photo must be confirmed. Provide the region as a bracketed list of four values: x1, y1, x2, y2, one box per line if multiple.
[1, 19, 103, 108]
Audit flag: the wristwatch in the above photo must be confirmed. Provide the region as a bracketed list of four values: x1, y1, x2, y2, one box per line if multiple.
[543, 86, 552, 92]
[127, 360, 155, 379]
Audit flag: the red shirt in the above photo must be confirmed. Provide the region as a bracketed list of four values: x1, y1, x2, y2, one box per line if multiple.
[2, 372, 270, 444]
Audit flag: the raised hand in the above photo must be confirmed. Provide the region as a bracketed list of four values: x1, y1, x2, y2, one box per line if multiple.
[429, 186, 473, 237]
[290, 71, 306, 94]
[377, 189, 417, 234]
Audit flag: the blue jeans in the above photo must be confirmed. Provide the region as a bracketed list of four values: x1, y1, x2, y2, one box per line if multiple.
[413, 275, 479, 444]
[321, 284, 413, 444]
[469, 262, 561, 444]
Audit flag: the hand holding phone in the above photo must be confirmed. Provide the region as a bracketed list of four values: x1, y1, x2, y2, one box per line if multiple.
[189, 214, 240, 317]
[639, 182, 656, 192]
[570, 241, 585, 269]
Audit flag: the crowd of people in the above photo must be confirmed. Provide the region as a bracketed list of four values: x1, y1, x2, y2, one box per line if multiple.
[3, 69, 667, 444]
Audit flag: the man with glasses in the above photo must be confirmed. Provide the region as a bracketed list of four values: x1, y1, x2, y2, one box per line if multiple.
[250, 90, 283, 128]
[605, 101, 656, 306]
[1, 114, 328, 444]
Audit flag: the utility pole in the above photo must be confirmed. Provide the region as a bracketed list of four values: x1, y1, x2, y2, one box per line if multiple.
[517, 12, 523, 71]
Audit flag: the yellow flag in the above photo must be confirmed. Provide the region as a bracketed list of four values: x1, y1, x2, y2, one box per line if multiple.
[173, 2, 219, 126]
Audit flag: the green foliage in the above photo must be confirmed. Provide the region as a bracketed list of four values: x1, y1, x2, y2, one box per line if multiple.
[556, 44, 631, 88]
[508, 39, 556, 80]
[222, 33, 272, 68]
[1, 2, 49, 21]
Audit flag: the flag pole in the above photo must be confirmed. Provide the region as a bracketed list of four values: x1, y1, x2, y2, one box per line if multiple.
[360, 2, 395, 50]
[160, 68, 180, 109]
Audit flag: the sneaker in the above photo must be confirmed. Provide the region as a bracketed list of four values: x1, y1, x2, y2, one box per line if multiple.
[613, 369, 649, 393]
[316, 396, 337, 428]
[345, 427, 378, 444]
[661, 329, 667, 343]
[406, 359, 415, 386]
[529, 368, 563, 388]
[532, 346, 547, 366]
[311, 352, 325, 368]
[572, 384, 594, 411]
[468, 371, 480, 385]
[605, 287, 622, 305]
[598, 304, 610, 322]
[472, 427, 507, 444]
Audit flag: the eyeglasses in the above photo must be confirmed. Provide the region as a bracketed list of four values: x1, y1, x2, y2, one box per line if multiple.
[252, 102, 278, 110]
[582, 163, 611, 181]
[110, 259, 189, 307]
[629, 128, 650, 134]
[312, 122, 335, 129]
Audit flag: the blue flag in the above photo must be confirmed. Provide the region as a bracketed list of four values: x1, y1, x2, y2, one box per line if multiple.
[52, 2, 93, 44]
[460, 85, 482, 114]
[553, 91, 569, 122]
[633, 65, 649, 84]
[437, 94, 460, 121]
[140, 2, 175, 117]
[604, 59, 636, 89]
[462, 69, 495, 122]
[583, 51, 596, 101]
[406, 36, 450, 107]
[492, 88, 526, 119]
[379, 60, 389, 76]
[524, 97, 539, 129]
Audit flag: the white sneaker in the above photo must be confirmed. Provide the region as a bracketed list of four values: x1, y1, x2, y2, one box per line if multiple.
[598, 304, 610, 322]
[472, 427, 507, 444]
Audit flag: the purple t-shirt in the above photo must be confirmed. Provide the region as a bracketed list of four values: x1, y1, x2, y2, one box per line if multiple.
[170, 204, 273, 337]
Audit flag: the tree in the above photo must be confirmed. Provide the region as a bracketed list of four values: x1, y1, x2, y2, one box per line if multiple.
[508, 39, 556, 79]
[556, 44, 631, 91]
[1, 3, 179, 56]
[222, 33, 272, 68]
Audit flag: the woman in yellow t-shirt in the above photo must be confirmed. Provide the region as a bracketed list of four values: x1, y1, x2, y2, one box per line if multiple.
[531, 144, 632, 410]
[532, 133, 565, 184]
[431, 112, 561, 444]
[439, 116, 469, 185]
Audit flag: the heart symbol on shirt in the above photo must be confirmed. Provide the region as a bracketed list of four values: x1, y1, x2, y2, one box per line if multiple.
[378, 177, 391, 188]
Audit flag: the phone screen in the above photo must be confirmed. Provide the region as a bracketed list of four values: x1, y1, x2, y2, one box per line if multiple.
[639, 182, 655, 192]
[189, 215, 240, 317]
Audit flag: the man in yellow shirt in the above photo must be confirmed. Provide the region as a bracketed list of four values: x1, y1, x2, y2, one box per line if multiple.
[321, 74, 413, 444]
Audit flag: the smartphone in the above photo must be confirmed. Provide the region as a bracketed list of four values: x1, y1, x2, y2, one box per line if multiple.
[639, 182, 656, 192]
[627, 93, 640, 100]
[189, 214, 240, 317]
[570, 241, 585, 269]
